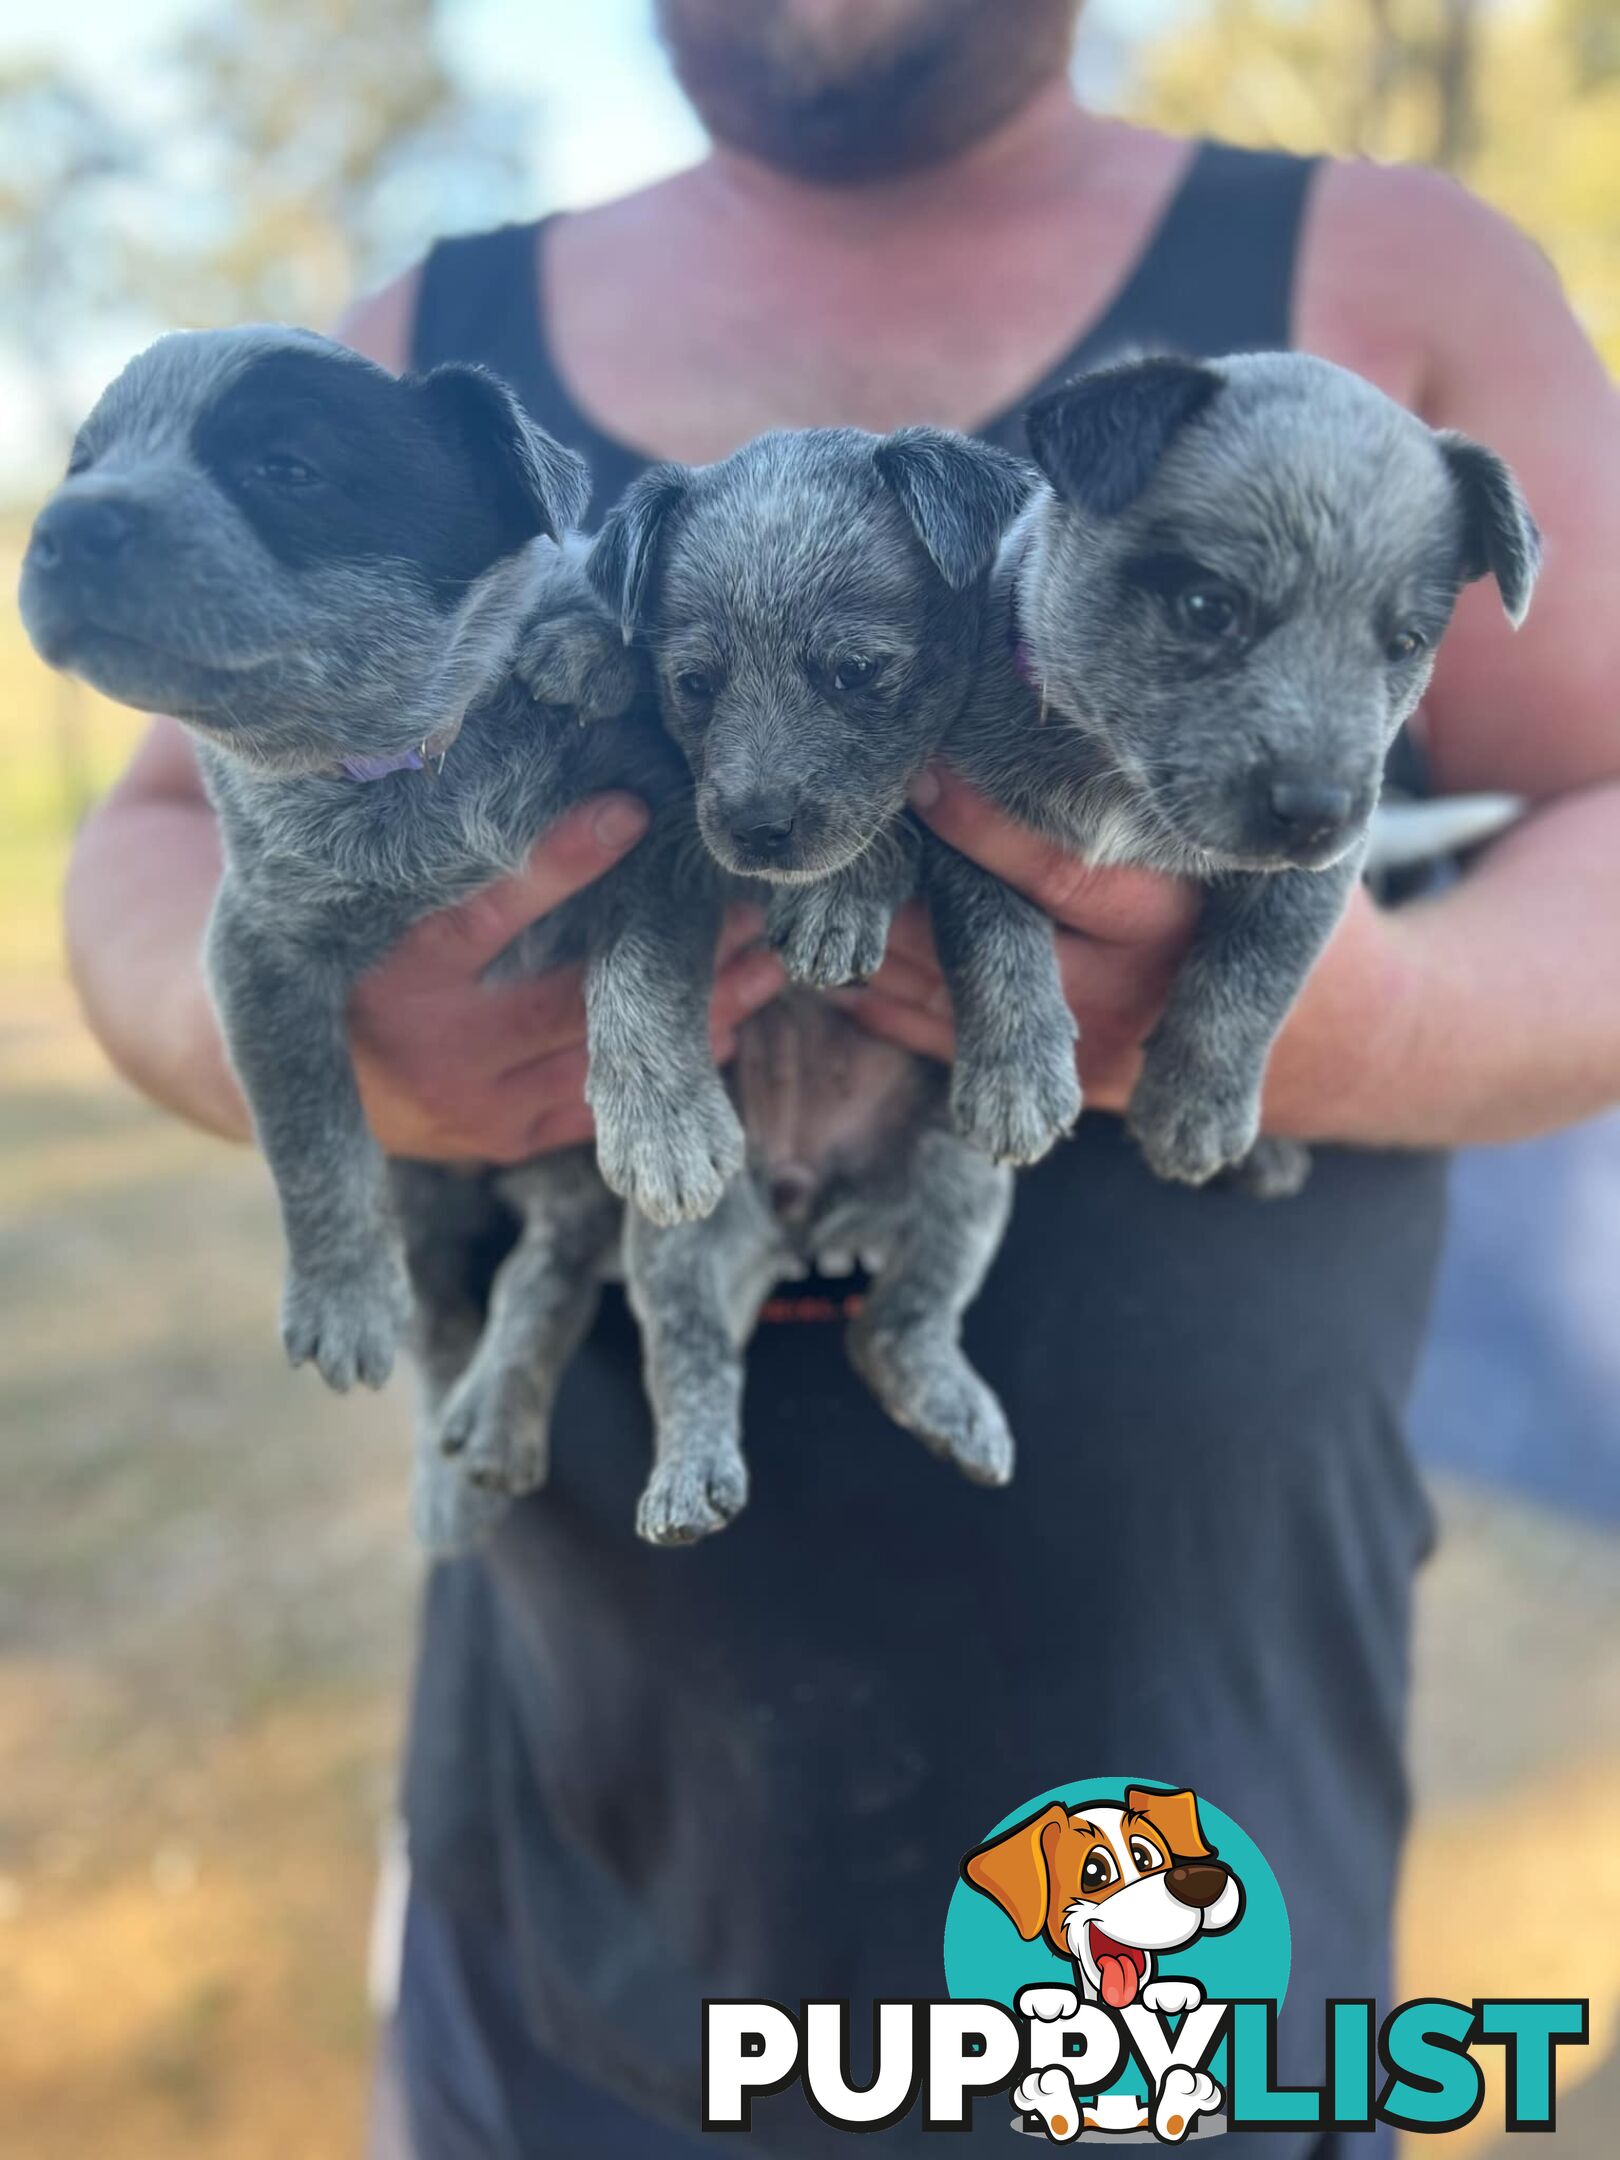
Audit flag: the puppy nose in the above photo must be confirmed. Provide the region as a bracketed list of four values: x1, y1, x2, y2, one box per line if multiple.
[1266, 777, 1354, 849]
[29, 495, 144, 569]
[726, 796, 798, 859]
[1165, 1863, 1228, 1911]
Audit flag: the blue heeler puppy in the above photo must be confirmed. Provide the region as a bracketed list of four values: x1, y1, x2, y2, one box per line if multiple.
[929, 352, 1540, 1194]
[17, 327, 676, 1549]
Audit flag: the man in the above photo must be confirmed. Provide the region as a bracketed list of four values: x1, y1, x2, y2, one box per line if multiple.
[64, 2, 1620, 2153]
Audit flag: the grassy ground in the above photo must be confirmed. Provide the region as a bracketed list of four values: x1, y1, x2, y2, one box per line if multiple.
[1, 547, 1615, 2153]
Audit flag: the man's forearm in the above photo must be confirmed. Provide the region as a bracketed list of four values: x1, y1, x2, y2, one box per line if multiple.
[65, 787, 252, 1143]
[1268, 782, 1620, 1149]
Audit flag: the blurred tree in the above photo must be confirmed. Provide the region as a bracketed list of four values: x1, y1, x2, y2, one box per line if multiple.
[0, 67, 146, 815]
[1123, 0, 1620, 368]
[170, 0, 531, 328]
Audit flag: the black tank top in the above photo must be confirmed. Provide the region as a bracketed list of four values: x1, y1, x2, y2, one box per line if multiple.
[404, 145, 1443, 2157]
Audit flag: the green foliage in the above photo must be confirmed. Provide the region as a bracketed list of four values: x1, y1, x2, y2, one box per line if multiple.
[1121, 0, 1620, 368]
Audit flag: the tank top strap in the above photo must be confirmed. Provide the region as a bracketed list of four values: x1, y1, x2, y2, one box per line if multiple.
[1098, 140, 1320, 361]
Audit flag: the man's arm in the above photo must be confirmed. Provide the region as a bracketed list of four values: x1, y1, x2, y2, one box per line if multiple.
[63, 270, 784, 1162]
[842, 166, 1620, 1149]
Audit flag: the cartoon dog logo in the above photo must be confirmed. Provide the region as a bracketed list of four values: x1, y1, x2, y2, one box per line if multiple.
[962, 1786, 1244, 2140]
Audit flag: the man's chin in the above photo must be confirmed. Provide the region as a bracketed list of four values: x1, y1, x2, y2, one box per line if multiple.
[657, 0, 1080, 186]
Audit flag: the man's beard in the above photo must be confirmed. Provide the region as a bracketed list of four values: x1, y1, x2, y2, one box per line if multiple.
[655, 0, 1083, 185]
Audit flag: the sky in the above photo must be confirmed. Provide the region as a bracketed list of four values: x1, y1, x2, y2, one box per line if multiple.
[0, 0, 1184, 491]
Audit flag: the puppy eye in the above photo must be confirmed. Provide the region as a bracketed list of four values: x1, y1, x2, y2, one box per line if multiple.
[1080, 1848, 1118, 1893]
[252, 452, 320, 487]
[832, 654, 879, 692]
[674, 668, 717, 701]
[1129, 1840, 1162, 1874]
[1387, 627, 1427, 662]
[1175, 582, 1245, 641]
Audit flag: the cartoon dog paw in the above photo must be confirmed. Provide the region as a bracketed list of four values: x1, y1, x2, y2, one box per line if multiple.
[1141, 1978, 1205, 2018]
[1013, 2067, 1083, 2142]
[1154, 2066, 1222, 2143]
[1015, 1985, 1082, 2025]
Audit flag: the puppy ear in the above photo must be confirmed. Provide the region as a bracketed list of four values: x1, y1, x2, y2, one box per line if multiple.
[1436, 431, 1541, 628]
[1025, 356, 1221, 518]
[1124, 1786, 1213, 1864]
[587, 463, 689, 641]
[414, 363, 591, 544]
[873, 427, 1034, 590]
[961, 1802, 1069, 1941]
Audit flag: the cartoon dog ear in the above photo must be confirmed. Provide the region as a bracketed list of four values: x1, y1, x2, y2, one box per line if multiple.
[1025, 356, 1222, 519]
[1436, 431, 1542, 628]
[586, 462, 690, 641]
[1124, 1786, 1214, 1864]
[414, 363, 591, 546]
[961, 1802, 1070, 1941]
[873, 427, 1035, 591]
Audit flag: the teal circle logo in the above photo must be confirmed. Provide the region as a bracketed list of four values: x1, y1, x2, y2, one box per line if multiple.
[945, 1775, 1289, 2011]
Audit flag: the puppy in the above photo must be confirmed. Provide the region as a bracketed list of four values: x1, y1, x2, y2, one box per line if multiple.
[575, 425, 1036, 1539]
[18, 328, 670, 1509]
[932, 352, 1541, 1190]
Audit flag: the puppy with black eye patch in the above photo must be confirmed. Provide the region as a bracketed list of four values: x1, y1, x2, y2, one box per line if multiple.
[931, 350, 1541, 1192]
[19, 328, 674, 1545]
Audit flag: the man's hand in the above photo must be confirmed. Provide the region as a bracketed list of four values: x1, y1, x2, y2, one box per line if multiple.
[831, 765, 1198, 1113]
[831, 764, 1416, 1142]
[349, 792, 785, 1165]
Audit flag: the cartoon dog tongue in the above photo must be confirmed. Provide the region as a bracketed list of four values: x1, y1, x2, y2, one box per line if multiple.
[1091, 1931, 1143, 2008]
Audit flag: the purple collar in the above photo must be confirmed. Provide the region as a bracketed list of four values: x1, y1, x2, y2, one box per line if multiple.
[335, 723, 458, 784]
[339, 744, 430, 783]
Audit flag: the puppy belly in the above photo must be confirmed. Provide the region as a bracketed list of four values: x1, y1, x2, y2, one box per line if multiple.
[729, 990, 939, 1252]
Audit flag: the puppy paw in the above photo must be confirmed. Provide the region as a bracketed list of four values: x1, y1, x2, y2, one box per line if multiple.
[1127, 1067, 1262, 1188]
[282, 1247, 411, 1392]
[1016, 1985, 1082, 2024]
[592, 1075, 744, 1225]
[766, 886, 892, 988]
[437, 1363, 552, 1495]
[636, 1448, 750, 1546]
[412, 1448, 510, 1556]
[1223, 1135, 1312, 1201]
[853, 1334, 1015, 1487]
[1141, 1978, 1205, 2017]
[513, 607, 644, 722]
[950, 1031, 1081, 1167]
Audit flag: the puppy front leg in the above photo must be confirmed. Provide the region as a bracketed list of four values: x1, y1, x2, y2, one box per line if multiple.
[925, 838, 1081, 1164]
[849, 1130, 1015, 1485]
[207, 894, 410, 1389]
[584, 821, 745, 1225]
[766, 819, 920, 988]
[436, 1149, 620, 1495]
[623, 1181, 778, 1545]
[1126, 855, 1360, 1187]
